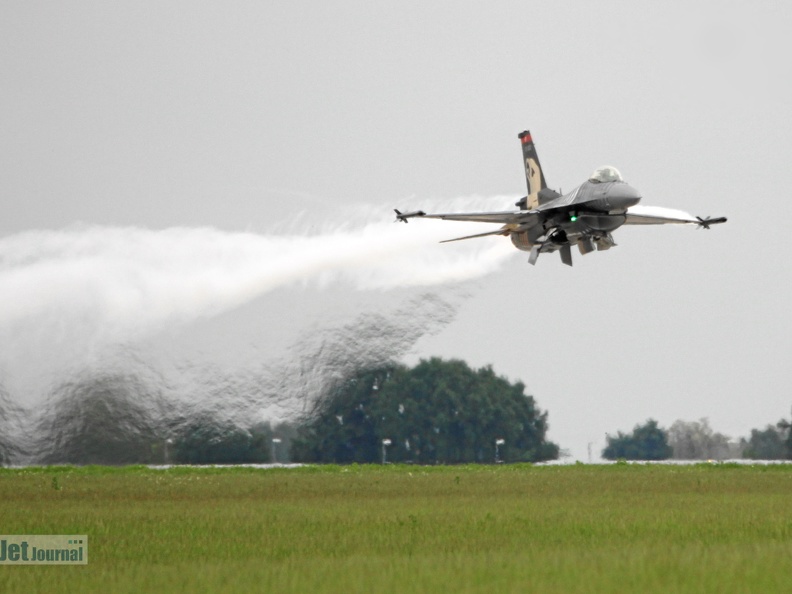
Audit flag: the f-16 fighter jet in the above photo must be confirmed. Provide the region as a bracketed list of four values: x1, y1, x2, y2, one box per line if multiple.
[395, 130, 726, 266]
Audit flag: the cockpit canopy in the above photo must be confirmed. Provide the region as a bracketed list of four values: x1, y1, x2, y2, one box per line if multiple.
[589, 166, 623, 183]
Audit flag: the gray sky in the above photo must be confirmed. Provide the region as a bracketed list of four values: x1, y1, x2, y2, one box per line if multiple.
[2, 1, 791, 460]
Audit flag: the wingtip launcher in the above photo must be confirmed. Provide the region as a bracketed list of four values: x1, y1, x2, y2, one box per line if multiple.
[695, 216, 728, 229]
[394, 209, 426, 223]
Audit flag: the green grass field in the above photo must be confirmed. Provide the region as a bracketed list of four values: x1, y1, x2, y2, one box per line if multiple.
[2, 463, 792, 593]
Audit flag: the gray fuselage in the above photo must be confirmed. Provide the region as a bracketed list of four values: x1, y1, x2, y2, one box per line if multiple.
[510, 177, 642, 255]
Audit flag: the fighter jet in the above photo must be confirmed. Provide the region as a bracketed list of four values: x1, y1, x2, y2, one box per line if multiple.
[395, 130, 726, 266]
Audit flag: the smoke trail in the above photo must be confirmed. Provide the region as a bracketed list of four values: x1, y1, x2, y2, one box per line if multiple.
[0, 198, 515, 463]
[0, 197, 514, 350]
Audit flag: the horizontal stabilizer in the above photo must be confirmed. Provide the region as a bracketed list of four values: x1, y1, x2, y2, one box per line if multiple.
[439, 228, 509, 243]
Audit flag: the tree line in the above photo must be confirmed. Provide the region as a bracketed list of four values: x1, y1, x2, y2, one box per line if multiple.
[4, 357, 792, 465]
[291, 358, 559, 464]
[602, 417, 792, 461]
[0, 358, 558, 465]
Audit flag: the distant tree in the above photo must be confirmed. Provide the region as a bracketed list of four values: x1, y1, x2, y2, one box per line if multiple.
[247, 420, 299, 463]
[172, 416, 271, 464]
[776, 413, 792, 459]
[292, 358, 559, 464]
[742, 425, 787, 460]
[602, 419, 672, 461]
[668, 418, 732, 460]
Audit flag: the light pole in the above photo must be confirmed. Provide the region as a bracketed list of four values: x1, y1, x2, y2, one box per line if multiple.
[164, 438, 173, 465]
[271, 438, 282, 463]
[495, 438, 505, 463]
[382, 438, 392, 464]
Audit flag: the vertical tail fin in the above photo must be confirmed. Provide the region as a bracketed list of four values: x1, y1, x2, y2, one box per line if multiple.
[518, 130, 547, 210]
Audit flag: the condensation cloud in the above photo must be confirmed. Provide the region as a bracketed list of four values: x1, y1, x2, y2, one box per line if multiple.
[0, 197, 513, 349]
[0, 199, 512, 463]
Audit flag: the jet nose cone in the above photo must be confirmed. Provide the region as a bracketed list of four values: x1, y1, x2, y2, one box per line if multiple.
[608, 184, 641, 210]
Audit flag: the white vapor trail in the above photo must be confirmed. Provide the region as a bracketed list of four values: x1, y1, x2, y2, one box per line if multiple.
[0, 198, 516, 347]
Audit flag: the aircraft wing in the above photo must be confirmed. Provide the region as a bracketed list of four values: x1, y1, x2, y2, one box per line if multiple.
[624, 205, 727, 229]
[624, 205, 701, 225]
[418, 211, 537, 225]
[439, 228, 510, 243]
[394, 208, 541, 244]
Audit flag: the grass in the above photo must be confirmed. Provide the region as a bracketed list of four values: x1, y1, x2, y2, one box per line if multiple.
[2, 463, 792, 592]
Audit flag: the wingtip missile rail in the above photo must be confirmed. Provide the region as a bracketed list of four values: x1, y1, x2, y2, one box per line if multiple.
[696, 216, 728, 229]
[394, 209, 426, 223]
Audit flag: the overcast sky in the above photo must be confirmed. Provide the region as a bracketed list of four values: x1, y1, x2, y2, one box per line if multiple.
[2, 1, 791, 460]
